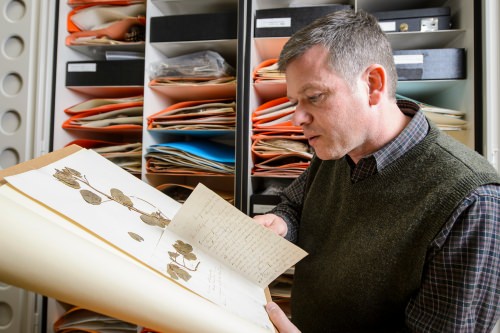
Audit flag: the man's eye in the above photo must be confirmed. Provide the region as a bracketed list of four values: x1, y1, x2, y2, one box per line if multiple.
[308, 94, 323, 103]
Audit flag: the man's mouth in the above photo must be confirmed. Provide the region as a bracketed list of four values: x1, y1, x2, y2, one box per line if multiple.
[307, 135, 318, 146]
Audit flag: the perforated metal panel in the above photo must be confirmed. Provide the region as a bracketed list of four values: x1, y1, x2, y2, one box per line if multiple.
[0, 283, 41, 333]
[0, 0, 54, 162]
[0, 0, 49, 332]
[0, 0, 34, 167]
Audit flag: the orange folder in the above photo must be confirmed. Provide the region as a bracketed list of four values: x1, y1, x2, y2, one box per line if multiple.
[252, 58, 285, 83]
[147, 98, 236, 132]
[252, 97, 302, 132]
[64, 96, 143, 116]
[62, 106, 143, 133]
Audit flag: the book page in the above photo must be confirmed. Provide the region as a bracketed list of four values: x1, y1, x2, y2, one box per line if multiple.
[0, 185, 270, 333]
[5, 149, 180, 260]
[2, 149, 277, 331]
[169, 183, 308, 288]
[147, 227, 273, 330]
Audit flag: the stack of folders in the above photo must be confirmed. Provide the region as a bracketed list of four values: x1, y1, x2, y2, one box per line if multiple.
[149, 76, 236, 86]
[252, 97, 301, 133]
[252, 97, 312, 177]
[253, 58, 286, 83]
[147, 99, 236, 134]
[66, 2, 146, 46]
[396, 94, 467, 131]
[67, 139, 142, 175]
[146, 141, 235, 175]
[54, 306, 137, 333]
[251, 134, 312, 177]
[63, 95, 143, 133]
[68, 0, 144, 4]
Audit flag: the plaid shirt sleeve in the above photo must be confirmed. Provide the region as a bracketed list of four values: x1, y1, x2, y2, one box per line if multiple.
[406, 184, 500, 332]
[270, 167, 309, 243]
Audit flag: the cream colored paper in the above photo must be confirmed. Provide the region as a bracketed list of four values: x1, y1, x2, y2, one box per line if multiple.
[1, 147, 306, 331]
[170, 183, 307, 288]
[0, 184, 268, 333]
[5, 149, 179, 260]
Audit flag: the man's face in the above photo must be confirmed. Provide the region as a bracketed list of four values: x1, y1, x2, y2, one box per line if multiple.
[285, 45, 373, 161]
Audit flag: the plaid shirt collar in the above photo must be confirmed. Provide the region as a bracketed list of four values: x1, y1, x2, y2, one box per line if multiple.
[347, 100, 427, 183]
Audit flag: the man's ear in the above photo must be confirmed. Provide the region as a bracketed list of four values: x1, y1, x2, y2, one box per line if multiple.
[365, 64, 386, 106]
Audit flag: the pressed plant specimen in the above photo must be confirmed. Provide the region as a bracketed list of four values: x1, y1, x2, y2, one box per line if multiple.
[53, 167, 170, 242]
[167, 240, 200, 282]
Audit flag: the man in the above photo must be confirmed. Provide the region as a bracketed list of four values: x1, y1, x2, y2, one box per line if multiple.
[254, 9, 500, 333]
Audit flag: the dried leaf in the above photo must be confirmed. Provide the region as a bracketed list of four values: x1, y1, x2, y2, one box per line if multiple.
[173, 240, 193, 256]
[175, 267, 191, 282]
[140, 214, 157, 226]
[140, 213, 169, 228]
[184, 252, 197, 261]
[53, 170, 80, 189]
[158, 215, 170, 227]
[168, 251, 179, 260]
[110, 188, 133, 207]
[151, 210, 170, 227]
[80, 189, 102, 205]
[63, 167, 81, 177]
[60, 177, 80, 189]
[167, 263, 179, 280]
[128, 232, 144, 242]
[168, 263, 191, 282]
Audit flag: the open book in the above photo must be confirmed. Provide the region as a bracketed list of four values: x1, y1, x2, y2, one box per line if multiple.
[0, 145, 307, 333]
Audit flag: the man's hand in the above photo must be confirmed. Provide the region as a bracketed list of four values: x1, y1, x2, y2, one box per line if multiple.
[253, 213, 288, 237]
[266, 302, 301, 333]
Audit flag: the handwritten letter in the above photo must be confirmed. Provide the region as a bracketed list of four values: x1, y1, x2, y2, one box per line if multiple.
[169, 184, 307, 288]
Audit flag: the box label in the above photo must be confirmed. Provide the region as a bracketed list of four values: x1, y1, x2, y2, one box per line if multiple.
[67, 63, 97, 72]
[256, 17, 291, 29]
[378, 21, 396, 32]
[394, 54, 424, 64]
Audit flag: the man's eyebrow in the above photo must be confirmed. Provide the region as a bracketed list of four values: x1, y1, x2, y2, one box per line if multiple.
[298, 84, 314, 93]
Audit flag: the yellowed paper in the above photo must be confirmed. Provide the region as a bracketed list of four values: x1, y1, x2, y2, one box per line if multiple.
[1, 147, 306, 331]
[0, 184, 269, 333]
[170, 183, 307, 288]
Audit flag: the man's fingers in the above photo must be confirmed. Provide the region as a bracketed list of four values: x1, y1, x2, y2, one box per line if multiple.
[266, 302, 300, 333]
[268, 222, 284, 236]
[253, 214, 272, 227]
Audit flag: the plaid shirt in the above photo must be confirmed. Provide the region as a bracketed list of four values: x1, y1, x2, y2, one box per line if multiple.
[271, 100, 500, 332]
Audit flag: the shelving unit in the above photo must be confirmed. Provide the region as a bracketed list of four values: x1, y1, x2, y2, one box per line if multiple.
[48, 0, 481, 230]
[141, 0, 242, 203]
[46, 0, 243, 329]
[242, 0, 478, 212]
[46, 1, 149, 329]
[51, 4, 146, 150]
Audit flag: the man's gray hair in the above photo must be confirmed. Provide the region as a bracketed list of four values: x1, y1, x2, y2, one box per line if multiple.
[278, 9, 397, 97]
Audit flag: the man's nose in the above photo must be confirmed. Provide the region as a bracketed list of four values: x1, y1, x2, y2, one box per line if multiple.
[292, 104, 311, 127]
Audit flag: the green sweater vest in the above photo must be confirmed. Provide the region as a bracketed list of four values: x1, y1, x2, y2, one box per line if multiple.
[291, 125, 500, 332]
